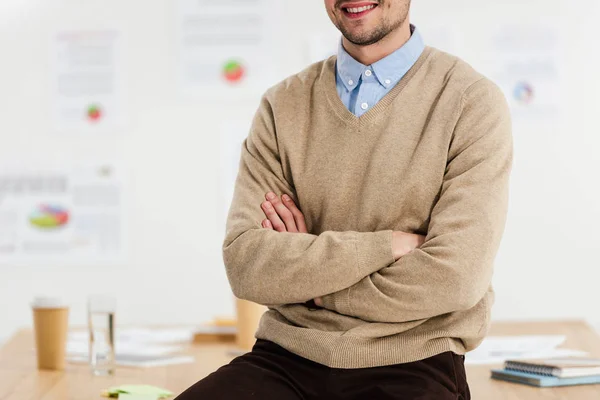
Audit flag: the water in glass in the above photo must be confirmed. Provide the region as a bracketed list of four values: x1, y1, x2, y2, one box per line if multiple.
[88, 295, 116, 375]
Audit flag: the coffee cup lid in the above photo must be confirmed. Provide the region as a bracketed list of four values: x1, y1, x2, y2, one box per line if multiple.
[31, 296, 68, 309]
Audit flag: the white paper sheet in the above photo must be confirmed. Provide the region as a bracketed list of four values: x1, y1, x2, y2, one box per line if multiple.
[67, 327, 197, 367]
[67, 327, 232, 361]
[0, 162, 125, 266]
[465, 335, 588, 365]
[67, 328, 195, 361]
[52, 31, 126, 132]
[67, 341, 183, 358]
[68, 327, 195, 346]
[67, 352, 195, 368]
[176, 0, 284, 97]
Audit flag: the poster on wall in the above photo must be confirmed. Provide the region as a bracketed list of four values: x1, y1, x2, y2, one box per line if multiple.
[0, 162, 125, 266]
[53, 31, 126, 132]
[176, 0, 284, 98]
[483, 22, 565, 124]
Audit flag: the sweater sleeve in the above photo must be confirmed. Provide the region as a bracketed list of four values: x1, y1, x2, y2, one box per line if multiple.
[222, 93, 396, 306]
[320, 78, 513, 322]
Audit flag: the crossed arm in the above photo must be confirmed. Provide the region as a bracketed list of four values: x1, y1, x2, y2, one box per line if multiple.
[223, 79, 512, 322]
[222, 95, 402, 306]
[257, 192, 425, 308]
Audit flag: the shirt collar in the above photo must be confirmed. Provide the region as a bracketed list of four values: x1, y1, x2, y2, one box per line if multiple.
[336, 41, 365, 92]
[336, 24, 425, 92]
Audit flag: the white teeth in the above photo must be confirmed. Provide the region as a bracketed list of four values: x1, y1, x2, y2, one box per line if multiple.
[346, 4, 375, 13]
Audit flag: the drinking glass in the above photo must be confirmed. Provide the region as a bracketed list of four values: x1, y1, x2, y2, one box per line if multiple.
[87, 295, 116, 375]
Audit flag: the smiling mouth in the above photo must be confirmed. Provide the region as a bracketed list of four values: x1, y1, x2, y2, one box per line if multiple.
[341, 3, 378, 19]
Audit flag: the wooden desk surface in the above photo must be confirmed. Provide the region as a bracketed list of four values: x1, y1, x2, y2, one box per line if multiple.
[1, 321, 599, 399]
[470, 321, 600, 399]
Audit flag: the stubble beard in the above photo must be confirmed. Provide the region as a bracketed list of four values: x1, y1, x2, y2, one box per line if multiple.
[334, 1, 408, 46]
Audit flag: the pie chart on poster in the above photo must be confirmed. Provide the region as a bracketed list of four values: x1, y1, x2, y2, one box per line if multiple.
[223, 60, 245, 83]
[29, 205, 70, 229]
[87, 104, 103, 122]
[513, 82, 534, 105]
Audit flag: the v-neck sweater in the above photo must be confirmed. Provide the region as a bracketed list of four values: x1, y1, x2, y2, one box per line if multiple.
[222, 46, 513, 369]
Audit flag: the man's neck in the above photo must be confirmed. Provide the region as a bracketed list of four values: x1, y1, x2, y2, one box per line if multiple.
[342, 22, 412, 66]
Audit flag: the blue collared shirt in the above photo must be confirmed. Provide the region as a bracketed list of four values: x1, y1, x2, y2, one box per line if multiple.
[336, 25, 425, 117]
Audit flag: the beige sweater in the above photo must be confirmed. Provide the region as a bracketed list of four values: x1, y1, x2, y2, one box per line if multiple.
[222, 46, 513, 369]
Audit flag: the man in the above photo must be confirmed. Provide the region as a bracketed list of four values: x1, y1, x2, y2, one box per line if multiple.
[177, 0, 512, 398]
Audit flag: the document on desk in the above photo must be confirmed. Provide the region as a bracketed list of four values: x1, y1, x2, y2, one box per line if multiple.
[466, 335, 588, 365]
[67, 341, 184, 358]
[67, 328, 196, 367]
[69, 327, 195, 345]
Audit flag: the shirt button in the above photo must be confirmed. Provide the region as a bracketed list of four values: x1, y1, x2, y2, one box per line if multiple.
[361, 102, 369, 110]
[385, 79, 391, 85]
[348, 79, 354, 86]
[365, 69, 372, 77]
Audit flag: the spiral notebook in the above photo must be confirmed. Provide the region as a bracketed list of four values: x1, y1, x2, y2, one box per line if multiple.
[504, 357, 600, 378]
[491, 369, 600, 388]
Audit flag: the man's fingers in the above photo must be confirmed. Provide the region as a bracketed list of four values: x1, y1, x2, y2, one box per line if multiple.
[261, 201, 286, 232]
[262, 219, 273, 229]
[265, 192, 298, 232]
[260, 191, 307, 234]
[281, 194, 308, 233]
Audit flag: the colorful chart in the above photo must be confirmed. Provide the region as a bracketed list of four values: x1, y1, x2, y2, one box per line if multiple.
[223, 60, 245, 83]
[87, 104, 103, 122]
[29, 205, 70, 229]
[513, 82, 534, 105]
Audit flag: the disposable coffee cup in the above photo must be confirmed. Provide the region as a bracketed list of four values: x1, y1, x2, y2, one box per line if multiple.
[31, 297, 69, 370]
[235, 298, 267, 351]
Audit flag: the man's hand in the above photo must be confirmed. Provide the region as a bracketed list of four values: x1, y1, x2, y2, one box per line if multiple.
[392, 231, 425, 260]
[261, 191, 321, 305]
[261, 192, 308, 233]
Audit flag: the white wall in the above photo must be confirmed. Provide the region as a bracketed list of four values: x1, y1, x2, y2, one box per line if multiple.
[414, 0, 600, 324]
[1, 0, 599, 344]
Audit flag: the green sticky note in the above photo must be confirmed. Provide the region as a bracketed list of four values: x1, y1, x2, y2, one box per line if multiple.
[105, 385, 173, 399]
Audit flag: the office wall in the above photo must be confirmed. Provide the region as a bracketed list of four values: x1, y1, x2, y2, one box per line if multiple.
[1, 0, 599, 344]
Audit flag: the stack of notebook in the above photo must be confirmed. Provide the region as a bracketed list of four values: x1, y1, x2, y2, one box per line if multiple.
[491, 357, 600, 387]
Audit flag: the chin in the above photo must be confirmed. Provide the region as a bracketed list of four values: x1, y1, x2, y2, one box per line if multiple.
[343, 31, 376, 45]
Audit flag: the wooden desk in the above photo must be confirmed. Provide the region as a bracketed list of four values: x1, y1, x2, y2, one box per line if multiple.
[1, 321, 599, 399]
[469, 321, 600, 399]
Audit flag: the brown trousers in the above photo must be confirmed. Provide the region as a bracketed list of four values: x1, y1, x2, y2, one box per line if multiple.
[176, 339, 471, 400]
